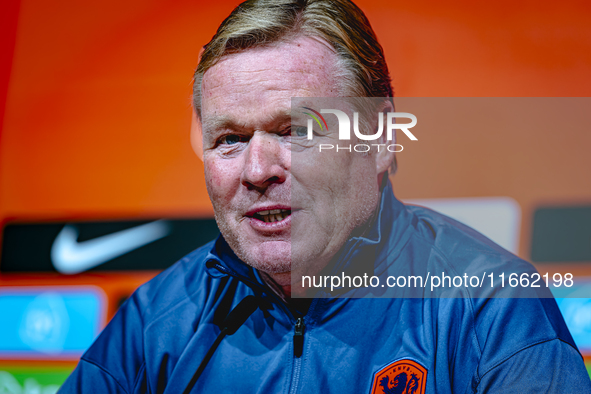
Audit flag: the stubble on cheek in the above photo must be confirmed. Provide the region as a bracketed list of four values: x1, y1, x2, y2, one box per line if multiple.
[214, 206, 292, 275]
[204, 159, 293, 275]
[204, 160, 238, 243]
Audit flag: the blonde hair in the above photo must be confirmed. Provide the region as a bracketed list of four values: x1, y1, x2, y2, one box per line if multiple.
[193, 0, 393, 118]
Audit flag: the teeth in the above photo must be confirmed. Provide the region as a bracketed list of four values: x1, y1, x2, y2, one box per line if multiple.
[256, 209, 290, 223]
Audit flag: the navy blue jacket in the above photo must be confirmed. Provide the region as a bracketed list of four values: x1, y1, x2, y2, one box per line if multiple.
[59, 184, 591, 393]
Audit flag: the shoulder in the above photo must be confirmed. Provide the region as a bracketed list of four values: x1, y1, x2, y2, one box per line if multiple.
[129, 239, 218, 325]
[70, 240, 222, 393]
[400, 206, 587, 387]
[474, 337, 591, 392]
[405, 203, 519, 261]
[404, 204, 536, 288]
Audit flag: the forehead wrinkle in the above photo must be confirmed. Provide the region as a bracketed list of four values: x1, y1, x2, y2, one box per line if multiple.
[201, 36, 345, 135]
[206, 71, 332, 97]
[203, 40, 340, 92]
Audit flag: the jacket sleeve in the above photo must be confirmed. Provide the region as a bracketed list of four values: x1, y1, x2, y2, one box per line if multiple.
[58, 292, 147, 394]
[58, 359, 131, 394]
[474, 338, 591, 393]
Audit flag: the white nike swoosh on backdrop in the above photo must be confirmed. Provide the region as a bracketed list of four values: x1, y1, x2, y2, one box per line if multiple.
[51, 220, 172, 274]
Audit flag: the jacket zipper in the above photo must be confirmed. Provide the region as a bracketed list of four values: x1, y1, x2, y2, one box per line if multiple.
[210, 261, 297, 318]
[212, 261, 310, 357]
[293, 317, 305, 358]
[289, 317, 306, 394]
[210, 260, 310, 394]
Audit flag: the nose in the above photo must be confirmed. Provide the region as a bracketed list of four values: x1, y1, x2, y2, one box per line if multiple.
[241, 131, 288, 192]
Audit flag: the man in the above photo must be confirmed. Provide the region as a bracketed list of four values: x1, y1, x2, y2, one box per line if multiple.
[59, 0, 591, 392]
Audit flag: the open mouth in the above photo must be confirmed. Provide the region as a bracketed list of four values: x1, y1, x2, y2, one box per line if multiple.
[252, 209, 291, 223]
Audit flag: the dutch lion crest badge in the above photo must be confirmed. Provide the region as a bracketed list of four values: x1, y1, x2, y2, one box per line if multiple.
[370, 359, 427, 394]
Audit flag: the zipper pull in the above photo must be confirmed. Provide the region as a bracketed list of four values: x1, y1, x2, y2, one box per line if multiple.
[293, 317, 305, 358]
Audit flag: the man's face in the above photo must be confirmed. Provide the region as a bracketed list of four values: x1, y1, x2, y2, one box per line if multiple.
[200, 36, 383, 288]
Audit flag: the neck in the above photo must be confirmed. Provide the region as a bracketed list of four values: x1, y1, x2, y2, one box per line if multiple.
[259, 271, 309, 300]
[258, 180, 389, 302]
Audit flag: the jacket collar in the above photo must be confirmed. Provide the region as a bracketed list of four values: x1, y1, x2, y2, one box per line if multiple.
[320, 181, 417, 297]
[204, 180, 417, 297]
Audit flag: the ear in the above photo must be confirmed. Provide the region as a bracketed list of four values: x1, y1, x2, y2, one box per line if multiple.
[190, 46, 207, 162]
[374, 100, 396, 175]
[190, 109, 204, 161]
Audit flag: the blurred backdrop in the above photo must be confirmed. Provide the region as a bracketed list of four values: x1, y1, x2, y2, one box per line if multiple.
[1, 0, 590, 391]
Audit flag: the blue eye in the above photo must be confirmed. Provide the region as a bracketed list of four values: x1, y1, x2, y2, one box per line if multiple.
[220, 135, 244, 145]
[293, 126, 308, 137]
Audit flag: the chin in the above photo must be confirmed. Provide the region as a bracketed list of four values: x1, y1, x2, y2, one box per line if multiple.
[240, 241, 292, 275]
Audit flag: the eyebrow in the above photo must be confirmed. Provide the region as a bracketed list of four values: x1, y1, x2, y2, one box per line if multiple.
[201, 116, 235, 134]
[202, 109, 294, 134]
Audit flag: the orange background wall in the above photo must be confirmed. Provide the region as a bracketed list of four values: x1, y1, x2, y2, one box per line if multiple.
[1, 0, 591, 258]
[1, 0, 590, 377]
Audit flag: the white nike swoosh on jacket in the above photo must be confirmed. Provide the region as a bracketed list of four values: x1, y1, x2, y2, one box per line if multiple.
[50, 220, 172, 274]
